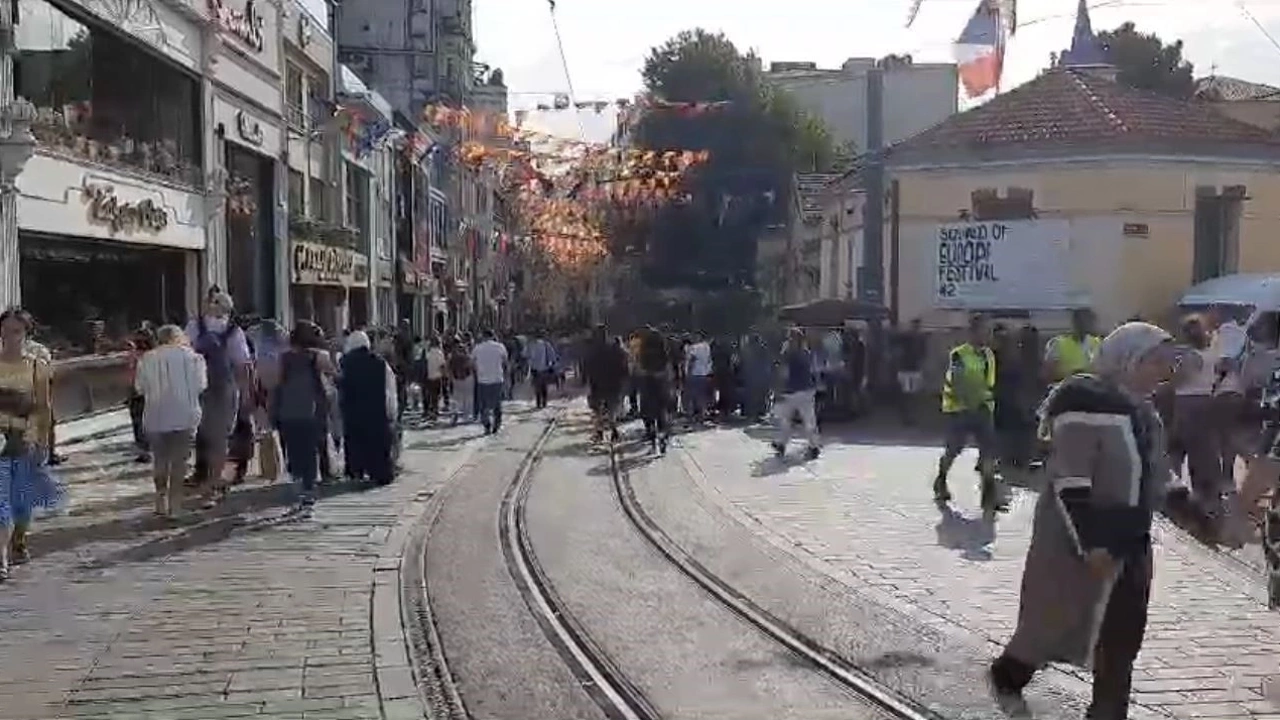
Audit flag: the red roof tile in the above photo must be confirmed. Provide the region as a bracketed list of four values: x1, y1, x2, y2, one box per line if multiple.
[888, 68, 1280, 159]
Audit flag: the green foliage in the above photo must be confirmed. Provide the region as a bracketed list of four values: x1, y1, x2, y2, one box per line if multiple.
[1097, 22, 1195, 98]
[621, 29, 834, 291]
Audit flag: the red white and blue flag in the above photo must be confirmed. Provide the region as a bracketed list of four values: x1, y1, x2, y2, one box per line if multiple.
[954, 0, 1005, 98]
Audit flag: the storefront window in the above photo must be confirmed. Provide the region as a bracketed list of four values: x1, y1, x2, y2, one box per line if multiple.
[285, 62, 305, 130]
[309, 176, 327, 220]
[15, 0, 202, 186]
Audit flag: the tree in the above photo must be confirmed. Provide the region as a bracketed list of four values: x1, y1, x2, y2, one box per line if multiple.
[619, 29, 833, 295]
[1097, 22, 1195, 98]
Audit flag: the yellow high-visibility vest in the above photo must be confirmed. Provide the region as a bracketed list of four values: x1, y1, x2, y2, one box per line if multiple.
[941, 343, 996, 413]
[1053, 334, 1101, 379]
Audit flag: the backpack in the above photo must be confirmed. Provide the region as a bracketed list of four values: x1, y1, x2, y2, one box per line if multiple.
[194, 318, 237, 398]
[448, 349, 472, 380]
[273, 350, 327, 424]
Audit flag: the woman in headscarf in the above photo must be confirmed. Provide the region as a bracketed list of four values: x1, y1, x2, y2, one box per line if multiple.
[989, 322, 1179, 720]
[339, 331, 398, 485]
[271, 321, 336, 508]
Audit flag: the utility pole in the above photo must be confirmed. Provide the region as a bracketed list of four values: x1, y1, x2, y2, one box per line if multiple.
[860, 62, 885, 305]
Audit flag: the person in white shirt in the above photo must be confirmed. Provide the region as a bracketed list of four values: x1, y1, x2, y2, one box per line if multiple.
[135, 325, 207, 518]
[471, 329, 509, 434]
[1209, 304, 1251, 485]
[684, 333, 713, 420]
[525, 331, 557, 409]
[424, 339, 447, 419]
[1169, 316, 1223, 506]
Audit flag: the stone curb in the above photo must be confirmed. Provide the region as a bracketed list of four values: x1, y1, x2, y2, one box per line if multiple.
[371, 433, 485, 720]
[670, 439, 1173, 720]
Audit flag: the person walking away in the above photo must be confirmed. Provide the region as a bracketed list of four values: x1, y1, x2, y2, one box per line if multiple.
[685, 333, 713, 422]
[772, 327, 821, 460]
[583, 326, 629, 443]
[992, 325, 1027, 474]
[892, 319, 927, 425]
[711, 338, 737, 420]
[272, 322, 335, 507]
[126, 323, 157, 463]
[424, 339, 447, 420]
[472, 330, 509, 435]
[935, 314, 1004, 515]
[1166, 316, 1224, 513]
[526, 330, 557, 409]
[990, 322, 1178, 720]
[0, 308, 62, 578]
[186, 292, 254, 509]
[135, 325, 206, 518]
[392, 320, 414, 422]
[448, 338, 474, 425]
[339, 331, 397, 485]
[739, 334, 772, 422]
[626, 331, 643, 417]
[1207, 304, 1250, 487]
[636, 326, 672, 453]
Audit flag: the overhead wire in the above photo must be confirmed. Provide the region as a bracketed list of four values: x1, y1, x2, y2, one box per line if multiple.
[545, 0, 586, 136]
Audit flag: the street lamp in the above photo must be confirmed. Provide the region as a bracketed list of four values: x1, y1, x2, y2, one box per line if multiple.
[0, 97, 37, 309]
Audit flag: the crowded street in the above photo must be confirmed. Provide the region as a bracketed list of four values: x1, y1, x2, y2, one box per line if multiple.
[0, 388, 1277, 719]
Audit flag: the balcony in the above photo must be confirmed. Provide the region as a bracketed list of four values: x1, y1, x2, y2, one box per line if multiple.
[32, 107, 201, 188]
[288, 214, 361, 249]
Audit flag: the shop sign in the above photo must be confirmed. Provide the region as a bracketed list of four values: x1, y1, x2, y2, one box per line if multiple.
[208, 0, 264, 52]
[236, 111, 263, 146]
[292, 240, 369, 287]
[81, 183, 169, 235]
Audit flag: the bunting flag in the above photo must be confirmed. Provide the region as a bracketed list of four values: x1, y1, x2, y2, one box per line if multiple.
[954, 0, 1005, 98]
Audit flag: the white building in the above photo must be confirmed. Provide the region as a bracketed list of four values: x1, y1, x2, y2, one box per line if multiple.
[764, 56, 959, 152]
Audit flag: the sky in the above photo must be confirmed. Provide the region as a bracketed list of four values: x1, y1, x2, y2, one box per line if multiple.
[474, 0, 1280, 143]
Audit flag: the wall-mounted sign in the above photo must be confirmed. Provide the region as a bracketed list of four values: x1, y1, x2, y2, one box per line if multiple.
[1122, 222, 1150, 238]
[207, 0, 264, 52]
[81, 183, 169, 235]
[932, 218, 1083, 310]
[292, 241, 369, 287]
[235, 111, 263, 145]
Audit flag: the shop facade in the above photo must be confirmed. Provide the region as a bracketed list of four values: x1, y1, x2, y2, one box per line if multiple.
[204, 0, 286, 318]
[12, 0, 209, 355]
[289, 239, 369, 337]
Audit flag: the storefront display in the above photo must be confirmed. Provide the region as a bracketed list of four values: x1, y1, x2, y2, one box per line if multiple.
[289, 240, 370, 336]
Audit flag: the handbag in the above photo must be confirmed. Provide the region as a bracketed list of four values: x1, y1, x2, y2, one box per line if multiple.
[257, 432, 282, 481]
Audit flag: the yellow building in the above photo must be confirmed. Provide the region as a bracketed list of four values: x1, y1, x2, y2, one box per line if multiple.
[881, 61, 1280, 330]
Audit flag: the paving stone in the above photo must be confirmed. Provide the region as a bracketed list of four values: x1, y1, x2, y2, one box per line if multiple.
[0, 413, 489, 720]
[677, 426, 1280, 720]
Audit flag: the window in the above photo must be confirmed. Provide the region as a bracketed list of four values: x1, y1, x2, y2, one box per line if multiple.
[345, 162, 368, 237]
[287, 169, 305, 217]
[15, 0, 202, 185]
[285, 62, 305, 129]
[309, 176, 327, 221]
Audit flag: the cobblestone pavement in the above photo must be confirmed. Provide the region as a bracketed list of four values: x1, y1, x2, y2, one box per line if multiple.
[674, 424, 1280, 720]
[0, 409, 511, 720]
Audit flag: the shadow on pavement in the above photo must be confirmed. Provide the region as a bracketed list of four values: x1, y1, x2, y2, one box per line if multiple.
[934, 507, 997, 561]
[405, 431, 485, 451]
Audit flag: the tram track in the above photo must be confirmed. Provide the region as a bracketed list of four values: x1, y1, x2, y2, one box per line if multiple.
[494, 415, 946, 720]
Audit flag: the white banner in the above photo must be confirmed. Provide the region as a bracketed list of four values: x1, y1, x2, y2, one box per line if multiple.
[933, 218, 1084, 309]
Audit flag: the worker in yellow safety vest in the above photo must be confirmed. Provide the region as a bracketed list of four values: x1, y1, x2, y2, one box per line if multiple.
[935, 313, 1004, 514]
[1043, 309, 1103, 384]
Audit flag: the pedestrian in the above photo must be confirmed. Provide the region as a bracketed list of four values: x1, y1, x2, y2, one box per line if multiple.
[272, 321, 336, 508]
[739, 334, 772, 422]
[448, 337, 474, 425]
[338, 330, 397, 485]
[134, 324, 206, 519]
[20, 330, 60, 466]
[526, 330, 556, 409]
[583, 325, 629, 444]
[772, 327, 821, 460]
[186, 292, 254, 509]
[126, 322, 157, 463]
[1168, 315, 1223, 514]
[423, 338, 447, 419]
[990, 321, 1178, 720]
[685, 332, 713, 421]
[472, 329, 509, 435]
[0, 307, 63, 579]
[392, 320, 414, 423]
[892, 318, 927, 425]
[935, 313, 1003, 514]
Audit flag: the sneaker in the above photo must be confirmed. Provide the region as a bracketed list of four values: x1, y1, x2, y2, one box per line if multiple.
[771, 442, 786, 458]
[804, 446, 820, 461]
[658, 437, 668, 455]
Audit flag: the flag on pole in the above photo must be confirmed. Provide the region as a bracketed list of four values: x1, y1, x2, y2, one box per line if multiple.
[954, 0, 1005, 98]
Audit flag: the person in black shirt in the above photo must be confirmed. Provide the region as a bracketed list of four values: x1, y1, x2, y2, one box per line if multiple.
[635, 326, 671, 453]
[583, 325, 628, 443]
